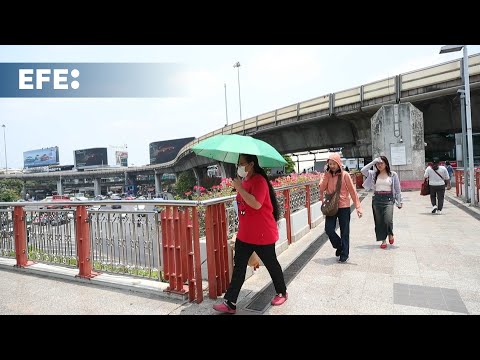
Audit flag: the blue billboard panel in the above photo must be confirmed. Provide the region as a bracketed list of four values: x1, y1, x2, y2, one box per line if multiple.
[23, 147, 59, 168]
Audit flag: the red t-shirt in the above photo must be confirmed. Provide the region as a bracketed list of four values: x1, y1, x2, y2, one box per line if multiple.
[236, 173, 279, 245]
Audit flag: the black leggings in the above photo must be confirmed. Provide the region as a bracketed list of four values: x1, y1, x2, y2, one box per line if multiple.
[224, 238, 287, 303]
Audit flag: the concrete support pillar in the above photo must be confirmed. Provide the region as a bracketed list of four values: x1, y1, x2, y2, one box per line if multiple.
[125, 174, 137, 195]
[56, 180, 63, 195]
[216, 161, 227, 179]
[371, 102, 425, 181]
[21, 181, 27, 199]
[154, 172, 162, 197]
[93, 178, 101, 196]
[192, 167, 200, 195]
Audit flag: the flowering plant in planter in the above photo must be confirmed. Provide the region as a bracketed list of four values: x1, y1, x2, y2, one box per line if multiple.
[186, 173, 323, 201]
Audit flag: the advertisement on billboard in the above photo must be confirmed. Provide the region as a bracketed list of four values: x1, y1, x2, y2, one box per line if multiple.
[23, 147, 59, 168]
[115, 151, 128, 167]
[74, 148, 108, 168]
[149, 137, 195, 165]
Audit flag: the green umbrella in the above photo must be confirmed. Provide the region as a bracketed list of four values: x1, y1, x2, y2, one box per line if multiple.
[191, 134, 287, 168]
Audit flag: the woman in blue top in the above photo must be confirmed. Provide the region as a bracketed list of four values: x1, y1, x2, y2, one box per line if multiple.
[361, 156, 403, 249]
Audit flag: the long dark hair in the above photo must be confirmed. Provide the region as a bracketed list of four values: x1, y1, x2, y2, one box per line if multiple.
[242, 154, 280, 222]
[373, 155, 392, 184]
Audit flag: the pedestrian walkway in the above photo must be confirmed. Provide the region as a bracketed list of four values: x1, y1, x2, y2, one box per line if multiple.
[1, 190, 479, 315]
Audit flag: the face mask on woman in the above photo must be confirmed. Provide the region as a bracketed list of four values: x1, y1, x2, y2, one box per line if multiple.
[237, 165, 248, 178]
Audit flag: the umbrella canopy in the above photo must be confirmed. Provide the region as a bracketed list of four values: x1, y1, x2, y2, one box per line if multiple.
[191, 134, 287, 168]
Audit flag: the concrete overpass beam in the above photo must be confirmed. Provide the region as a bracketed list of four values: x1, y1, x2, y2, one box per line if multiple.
[341, 145, 372, 159]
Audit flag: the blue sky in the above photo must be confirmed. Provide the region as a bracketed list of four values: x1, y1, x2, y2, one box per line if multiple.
[1, 45, 479, 170]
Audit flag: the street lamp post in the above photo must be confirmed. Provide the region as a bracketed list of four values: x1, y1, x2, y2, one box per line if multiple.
[458, 89, 469, 202]
[440, 45, 476, 205]
[233, 61, 242, 121]
[1, 124, 6, 174]
[224, 83, 229, 126]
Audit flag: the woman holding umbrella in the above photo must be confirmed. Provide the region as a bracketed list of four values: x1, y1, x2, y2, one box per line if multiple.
[213, 153, 288, 314]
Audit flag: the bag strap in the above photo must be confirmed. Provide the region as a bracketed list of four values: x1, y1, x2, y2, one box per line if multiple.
[432, 168, 444, 180]
[335, 171, 343, 193]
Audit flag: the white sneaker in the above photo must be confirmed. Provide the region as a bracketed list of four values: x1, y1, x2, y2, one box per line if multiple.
[437, 210, 442, 215]
[431, 205, 437, 214]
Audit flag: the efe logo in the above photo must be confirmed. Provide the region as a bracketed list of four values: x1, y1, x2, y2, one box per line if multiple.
[19, 69, 80, 90]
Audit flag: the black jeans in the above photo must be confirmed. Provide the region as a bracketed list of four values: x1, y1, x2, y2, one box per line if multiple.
[429, 185, 446, 211]
[324, 207, 351, 260]
[224, 238, 287, 303]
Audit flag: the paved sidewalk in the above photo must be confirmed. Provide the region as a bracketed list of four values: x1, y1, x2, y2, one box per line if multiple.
[199, 189, 480, 315]
[1, 190, 479, 315]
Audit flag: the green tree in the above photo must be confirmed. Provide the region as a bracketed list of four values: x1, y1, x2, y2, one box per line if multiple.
[0, 179, 23, 202]
[283, 155, 295, 174]
[0, 179, 24, 194]
[174, 170, 196, 196]
[0, 188, 20, 202]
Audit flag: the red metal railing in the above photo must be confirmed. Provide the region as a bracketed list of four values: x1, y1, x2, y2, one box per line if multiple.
[454, 169, 479, 204]
[76, 206, 98, 279]
[3, 180, 324, 303]
[13, 206, 34, 268]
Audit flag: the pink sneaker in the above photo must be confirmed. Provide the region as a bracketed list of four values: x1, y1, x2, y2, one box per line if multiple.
[271, 292, 288, 306]
[213, 302, 236, 314]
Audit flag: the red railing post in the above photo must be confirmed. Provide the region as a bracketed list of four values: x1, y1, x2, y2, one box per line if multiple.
[305, 185, 311, 229]
[455, 169, 460, 196]
[75, 205, 98, 279]
[171, 206, 186, 294]
[191, 207, 203, 303]
[204, 203, 229, 300]
[180, 209, 189, 292]
[161, 207, 170, 281]
[205, 205, 217, 299]
[217, 203, 229, 294]
[283, 189, 292, 245]
[13, 206, 34, 268]
[476, 171, 479, 204]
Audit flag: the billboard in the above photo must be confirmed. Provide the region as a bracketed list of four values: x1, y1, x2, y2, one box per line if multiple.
[23, 147, 59, 168]
[115, 151, 128, 167]
[149, 137, 195, 165]
[74, 147, 108, 168]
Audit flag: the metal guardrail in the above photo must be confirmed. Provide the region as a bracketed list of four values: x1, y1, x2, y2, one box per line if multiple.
[1, 179, 324, 303]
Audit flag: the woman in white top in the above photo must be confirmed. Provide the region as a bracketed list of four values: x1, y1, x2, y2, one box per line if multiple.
[361, 156, 403, 249]
[424, 159, 450, 214]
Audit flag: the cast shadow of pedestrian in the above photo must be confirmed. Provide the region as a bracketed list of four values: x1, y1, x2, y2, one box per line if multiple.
[312, 257, 358, 266]
[355, 244, 398, 250]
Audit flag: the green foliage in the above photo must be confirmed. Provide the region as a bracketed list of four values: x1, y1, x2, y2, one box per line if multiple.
[0, 188, 20, 202]
[0, 179, 24, 193]
[174, 170, 196, 196]
[283, 155, 295, 174]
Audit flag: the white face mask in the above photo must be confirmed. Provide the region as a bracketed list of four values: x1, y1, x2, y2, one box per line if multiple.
[237, 165, 248, 178]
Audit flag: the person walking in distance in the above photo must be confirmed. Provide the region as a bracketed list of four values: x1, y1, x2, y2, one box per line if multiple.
[213, 154, 287, 314]
[445, 161, 455, 188]
[320, 153, 363, 263]
[424, 159, 450, 215]
[361, 156, 403, 249]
